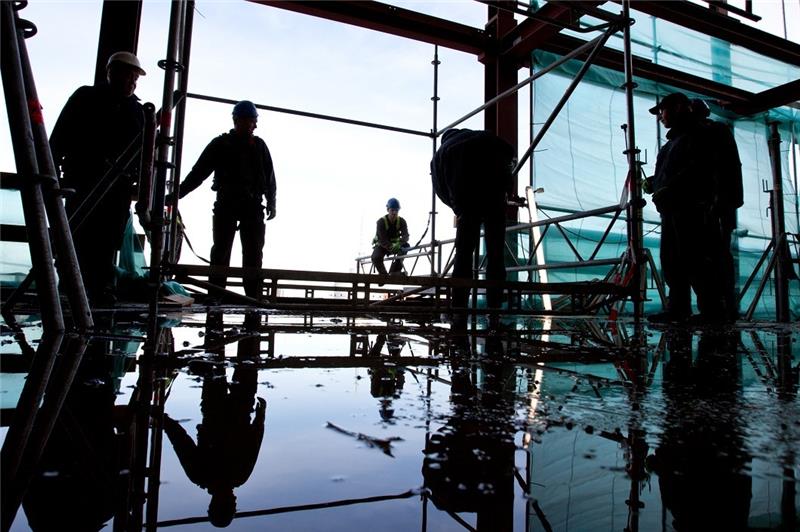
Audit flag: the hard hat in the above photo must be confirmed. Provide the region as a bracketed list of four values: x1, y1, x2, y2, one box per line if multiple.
[232, 100, 258, 118]
[648, 92, 689, 115]
[106, 51, 146, 76]
[386, 198, 400, 210]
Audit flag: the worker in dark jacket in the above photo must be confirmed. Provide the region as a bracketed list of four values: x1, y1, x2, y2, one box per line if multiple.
[173, 100, 277, 300]
[691, 98, 743, 320]
[371, 197, 410, 276]
[646, 92, 724, 324]
[431, 129, 515, 311]
[50, 51, 146, 305]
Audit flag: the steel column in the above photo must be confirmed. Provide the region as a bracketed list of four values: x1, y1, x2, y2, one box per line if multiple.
[94, 0, 143, 86]
[767, 122, 790, 322]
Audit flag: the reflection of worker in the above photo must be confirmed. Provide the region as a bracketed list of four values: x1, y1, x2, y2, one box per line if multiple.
[431, 129, 515, 311]
[371, 198, 410, 276]
[172, 100, 277, 300]
[691, 98, 743, 321]
[648, 328, 751, 530]
[367, 334, 406, 422]
[645, 93, 724, 324]
[422, 338, 516, 530]
[50, 51, 146, 305]
[164, 362, 265, 528]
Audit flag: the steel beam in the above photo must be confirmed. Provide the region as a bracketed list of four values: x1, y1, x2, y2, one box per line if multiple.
[248, 0, 489, 55]
[730, 79, 800, 116]
[94, 0, 143, 86]
[622, 0, 800, 67]
[539, 33, 754, 106]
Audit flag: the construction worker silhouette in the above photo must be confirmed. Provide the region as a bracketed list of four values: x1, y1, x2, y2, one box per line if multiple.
[645, 92, 725, 324]
[163, 358, 265, 528]
[431, 129, 516, 313]
[371, 197, 410, 276]
[50, 51, 146, 305]
[691, 98, 744, 320]
[172, 100, 277, 301]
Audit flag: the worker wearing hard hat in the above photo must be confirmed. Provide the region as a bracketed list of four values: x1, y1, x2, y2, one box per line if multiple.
[171, 100, 277, 301]
[371, 198, 410, 276]
[50, 50, 147, 306]
[645, 92, 725, 325]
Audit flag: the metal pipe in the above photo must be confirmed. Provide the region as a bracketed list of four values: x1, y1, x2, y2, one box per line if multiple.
[767, 122, 790, 322]
[15, 16, 93, 330]
[513, 26, 617, 176]
[167, 0, 195, 264]
[186, 91, 432, 138]
[430, 45, 439, 276]
[622, 0, 645, 319]
[148, 0, 186, 329]
[439, 32, 609, 135]
[0, 2, 63, 333]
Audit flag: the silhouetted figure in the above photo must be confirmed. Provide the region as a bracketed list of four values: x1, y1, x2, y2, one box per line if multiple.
[646, 92, 725, 324]
[371, 197, 410, 277]
[422, 338, 517, 531]
[50, 51, 146, 305]
[172, 100, 277, 301]
[691, 98, 744, 320]
[431, 129, 516, 313]
[648, 328, 752, 531]
[163, 360, 265, 528]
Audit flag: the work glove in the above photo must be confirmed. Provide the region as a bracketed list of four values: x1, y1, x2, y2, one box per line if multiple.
[267, 204, 276, 220]
[390, 242, 402, 253]
[641, 177, 653, 194]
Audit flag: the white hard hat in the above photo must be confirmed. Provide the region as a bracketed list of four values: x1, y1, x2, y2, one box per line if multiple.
[106, 51, 146, 76]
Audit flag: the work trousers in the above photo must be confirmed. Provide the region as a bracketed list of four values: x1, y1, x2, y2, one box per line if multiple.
[209, 202, 265, 299]
[659, 207, 724, 319]
[371, 246, 406, 275]
[718, 214, 738, 318]
[66, 186, 131, 301]
[452, 206, 507, 309]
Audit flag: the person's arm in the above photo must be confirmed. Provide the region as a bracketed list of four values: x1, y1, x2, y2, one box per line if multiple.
[262, 141, 277, 220]
[399, 218, 410, 245]
[49, 86, 91, 174]
[176, 137, 220, 198]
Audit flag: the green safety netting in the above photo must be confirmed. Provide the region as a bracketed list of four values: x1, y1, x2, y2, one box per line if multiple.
[520, 2, 799, 318]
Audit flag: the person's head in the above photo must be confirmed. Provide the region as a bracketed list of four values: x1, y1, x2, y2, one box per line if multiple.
[232, 100, 258, 137]
[690, 98, 711, 119]
[208, 489, 237, 528]
[441, 128, 460, 143]
[649, 92, 691, 129]
[386, 197, 400, 221]
[106, 51, 145, 98]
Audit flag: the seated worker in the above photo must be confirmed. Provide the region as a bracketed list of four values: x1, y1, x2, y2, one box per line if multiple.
[371, 197, 410, 276]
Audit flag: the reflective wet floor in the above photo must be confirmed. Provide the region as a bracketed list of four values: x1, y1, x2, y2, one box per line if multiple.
[1, 308, 798, 531]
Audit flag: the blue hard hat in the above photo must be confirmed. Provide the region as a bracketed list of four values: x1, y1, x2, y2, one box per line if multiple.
[386, 198, 400, 210]
[232, 100, 258, 118]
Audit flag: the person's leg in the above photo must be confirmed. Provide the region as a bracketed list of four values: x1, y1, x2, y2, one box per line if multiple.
[718, 215, 738, 319]
[371, 246, 388, 275]
[453, 212, 481, 309]
[483, 205, 507, 309]
[658, 212, 691, 319]
[209, 204, 238, 294]
[388, 247, 407, 274]
[239, 206, 266, 299]
[684, 208, 724, 321]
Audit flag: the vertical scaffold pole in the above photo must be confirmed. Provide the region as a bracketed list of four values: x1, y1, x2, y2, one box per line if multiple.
[767, 122, 790, 323]
[430, 45, 440, 276]
[0, 2, 63, 333]
[622, 0, 645, 320]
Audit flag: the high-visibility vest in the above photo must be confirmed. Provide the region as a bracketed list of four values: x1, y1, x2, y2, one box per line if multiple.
[373, 215, 403, 246]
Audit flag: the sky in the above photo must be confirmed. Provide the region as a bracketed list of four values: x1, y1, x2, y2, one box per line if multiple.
[1, 0, 798, 278]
